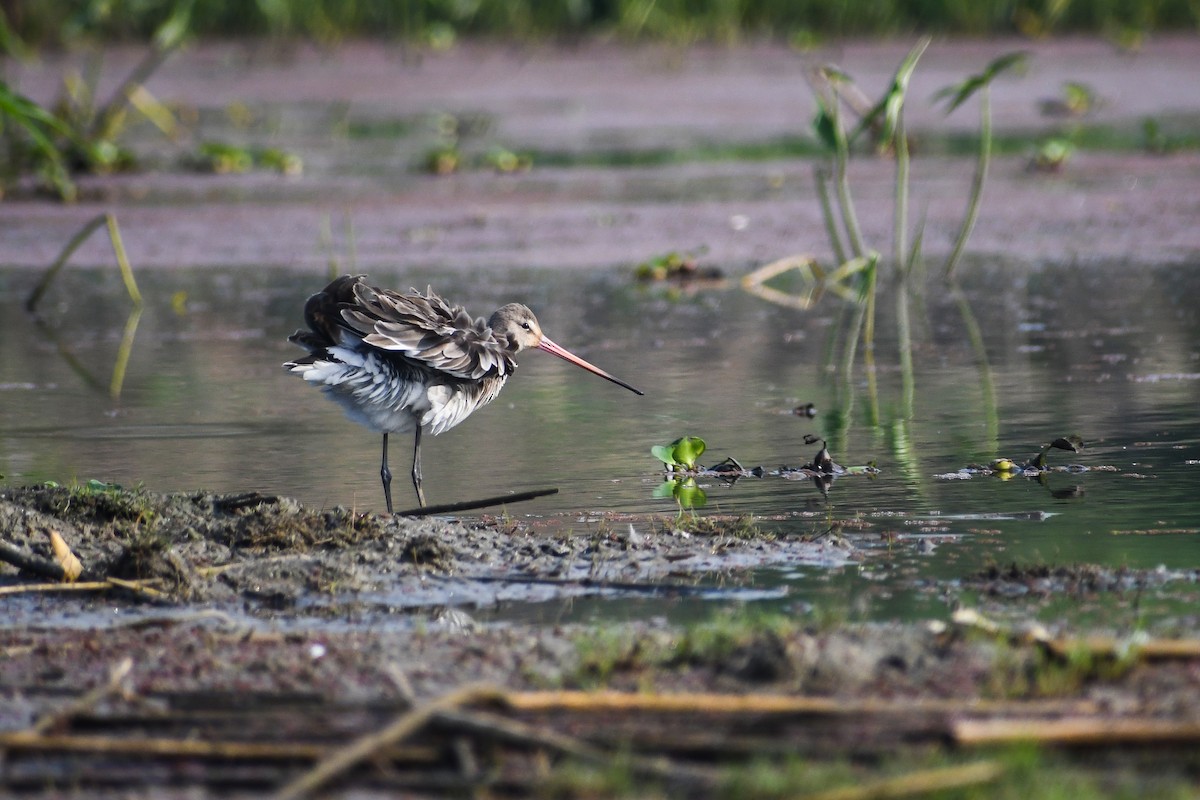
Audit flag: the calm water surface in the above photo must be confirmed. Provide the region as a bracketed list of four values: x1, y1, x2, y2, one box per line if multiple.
[2, 261, 1198, 627]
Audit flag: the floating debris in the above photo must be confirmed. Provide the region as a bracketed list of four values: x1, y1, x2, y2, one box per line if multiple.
[793, 402, 817, 418]
[634, 250, 723, 284]
[936, 436, 1111, 480]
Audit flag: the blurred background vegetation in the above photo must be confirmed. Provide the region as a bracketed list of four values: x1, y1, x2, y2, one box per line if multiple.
[1, 0, 1197, 48]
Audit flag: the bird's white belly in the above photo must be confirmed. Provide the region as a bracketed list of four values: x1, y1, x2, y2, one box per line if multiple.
[293, 346, 507, 436]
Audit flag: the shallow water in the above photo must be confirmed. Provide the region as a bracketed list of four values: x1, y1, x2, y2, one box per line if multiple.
[2, 260, 1198, 627]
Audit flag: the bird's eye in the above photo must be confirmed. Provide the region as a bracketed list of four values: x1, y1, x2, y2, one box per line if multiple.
[521, 322, 533, 331]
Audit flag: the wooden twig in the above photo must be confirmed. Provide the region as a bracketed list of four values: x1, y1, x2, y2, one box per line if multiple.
[804, 760, 1003, 800]
[0, 578, 162, 596]
[502, 690, 1095, 717]
[0, 539, 68, 582]
[105, 576, 171, 601]
[434, 708, 709, 785]
[272, 683, 505, 800]
[30, 658, 133, 734]
[394, 488, 558, 517]
[955, 717, 1200, 747]
[0, 731, 380, 762]
[1043, 637, 1200, 661]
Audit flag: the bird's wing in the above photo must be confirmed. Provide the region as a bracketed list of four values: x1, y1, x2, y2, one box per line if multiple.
[340, 281, 515, 380]
[286, 273, 366, 357]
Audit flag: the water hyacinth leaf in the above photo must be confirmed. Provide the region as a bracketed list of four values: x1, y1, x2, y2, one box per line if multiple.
[650, 445, 679, 467]
[670, 436, 706, 469]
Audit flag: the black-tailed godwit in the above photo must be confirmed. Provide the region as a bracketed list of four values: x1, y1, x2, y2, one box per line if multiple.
[286, 275, 643, 511]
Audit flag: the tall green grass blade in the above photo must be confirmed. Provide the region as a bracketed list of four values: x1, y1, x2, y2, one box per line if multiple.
[893, 111, 910, 274]
[854, 36, 930, 147]
[896, 276, 915, 419]
[105, 213, 143, 307]
[935, 51, 1027, 113]
[814, 166, 847, 265]
[0, 5, 33, 60]
[943, 87, 992, 279]
[91, 1, 190, 141]
[110, 306, 143, 399]
[831, 97, 866, 258]
[951, 282, 999, 457]
[934, 52, 1023, 279]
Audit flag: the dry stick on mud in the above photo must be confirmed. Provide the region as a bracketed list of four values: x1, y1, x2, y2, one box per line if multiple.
[393, 487, 558, 517]
[1043, 637, 1200, 661]
[0, 731, 361, 762]
[29, 658, 133, 735]
[955, 718, 1200, 747]
[0, 539, 70, 582]
[503, 690, 1097, 717]
[0, 578, 163, 597]
[272, 683, 505, 800]
[433, 708, 711, 786]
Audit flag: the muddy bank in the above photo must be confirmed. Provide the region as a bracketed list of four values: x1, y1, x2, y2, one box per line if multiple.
[1, 608, 1198, 796]
[0, 484, 851, 622]
[2, 486, 1199, 795]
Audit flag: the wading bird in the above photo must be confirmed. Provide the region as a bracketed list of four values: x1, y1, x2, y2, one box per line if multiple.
[285, 275, 643, 512]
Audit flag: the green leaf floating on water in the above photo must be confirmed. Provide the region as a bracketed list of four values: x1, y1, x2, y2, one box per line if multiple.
[671, 436, 706, 469]
[651, 436, 707, 470]
[650, 445, 679, 467]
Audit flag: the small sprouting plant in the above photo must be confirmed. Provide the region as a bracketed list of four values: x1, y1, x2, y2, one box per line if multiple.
[650, 436, 706, 472]
[1031, 135, 1075, 172]
[191, 142, 303, 175]
[634, 250, 697, 281]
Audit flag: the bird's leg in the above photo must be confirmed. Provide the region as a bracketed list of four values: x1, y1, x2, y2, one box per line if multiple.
[411, 426, 427, 508]
[380, 433, 394, 514]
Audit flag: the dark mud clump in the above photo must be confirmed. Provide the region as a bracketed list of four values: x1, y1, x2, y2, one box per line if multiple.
[0, 484, 846, 619]
[967, 562, 1200, 598]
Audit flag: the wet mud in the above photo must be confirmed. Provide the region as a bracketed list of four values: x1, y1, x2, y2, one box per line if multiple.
[1, 485, 1197, 797]
[0, 485, 850, 619]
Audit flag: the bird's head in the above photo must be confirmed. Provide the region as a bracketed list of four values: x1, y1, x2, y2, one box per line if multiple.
[488, 303, 643, 395]
[489, 304, 544, 353]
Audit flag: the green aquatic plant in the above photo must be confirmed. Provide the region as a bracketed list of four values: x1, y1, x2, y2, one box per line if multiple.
[24, 213, 144, 399]
[1031, 135, 1076, 172]
[650, 436, 706, 472]
[653, 476, 707, 518]
[746, 43, 1025, 494]
[0, 1, 189, 200]
[191, 142, 303, 175]
[934, 51, 1028, 279]
[0, 79, 79, 199]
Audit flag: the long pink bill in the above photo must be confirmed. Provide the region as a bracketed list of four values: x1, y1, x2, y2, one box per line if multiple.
[537, 337, 645, 396]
